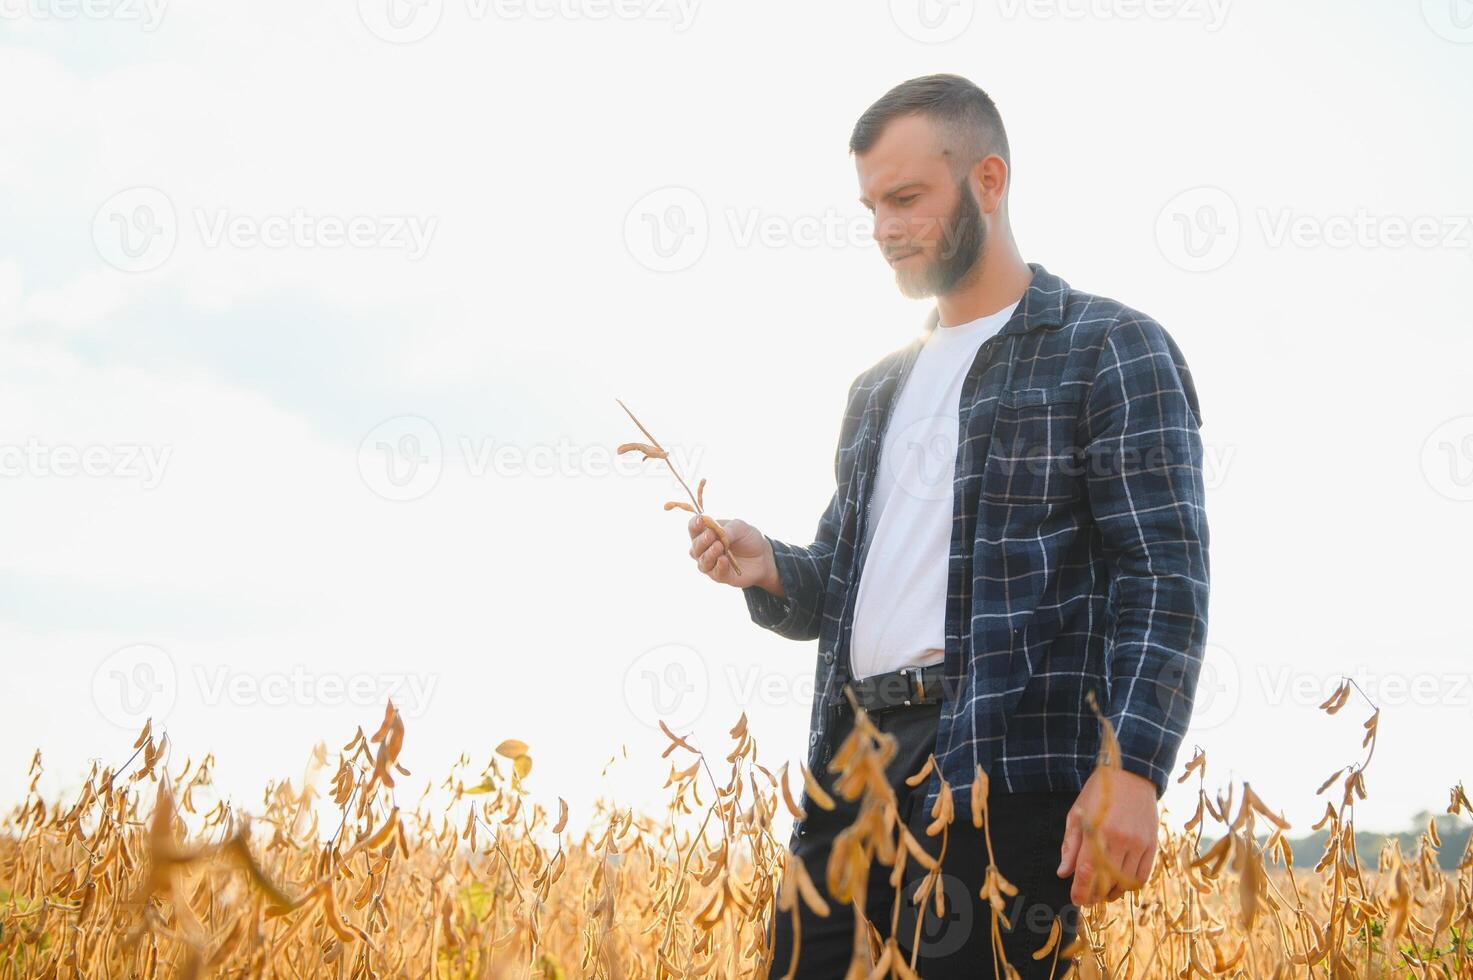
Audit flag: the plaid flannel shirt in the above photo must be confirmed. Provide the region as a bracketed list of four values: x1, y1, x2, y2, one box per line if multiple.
[743, 262, 1209, 824]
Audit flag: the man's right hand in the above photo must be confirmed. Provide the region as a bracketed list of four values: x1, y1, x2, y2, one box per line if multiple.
[687, 515, 782, 596]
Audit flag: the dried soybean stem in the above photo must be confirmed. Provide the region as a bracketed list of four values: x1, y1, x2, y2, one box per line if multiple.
[615, 397, 743, 576]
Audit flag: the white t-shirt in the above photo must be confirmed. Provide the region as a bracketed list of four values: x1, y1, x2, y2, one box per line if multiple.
[848, 299, 1021, 680]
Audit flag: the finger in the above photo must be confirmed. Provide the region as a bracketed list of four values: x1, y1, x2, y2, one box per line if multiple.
[713, 553, 730, 580]
[688, 515, 702, 537]
[688, 530, 711, 558]
[697, 541, 724, 574]
[1103, 845, 1138, 901]
[1070, 854, 1096, 906]
[1106, 857, 1138, 901]
[1083, 840, 1122, 906]
[1057, 809, 1081, 877]
[1103, 857, 1131, 902]
[1069, 868, 1089, 906]
[1132, 845, 1155, 889]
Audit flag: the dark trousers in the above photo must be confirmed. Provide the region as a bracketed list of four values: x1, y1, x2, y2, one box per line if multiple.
[765, 700, 1080, 979]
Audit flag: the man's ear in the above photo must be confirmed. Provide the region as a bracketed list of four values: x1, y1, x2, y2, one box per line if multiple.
[970, 154, 1009, 215]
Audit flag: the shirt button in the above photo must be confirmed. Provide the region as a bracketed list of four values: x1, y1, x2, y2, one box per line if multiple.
[822, 650, 836, 665]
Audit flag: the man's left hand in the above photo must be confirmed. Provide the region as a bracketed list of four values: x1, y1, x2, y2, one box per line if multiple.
[1055, 767, 1159, 905]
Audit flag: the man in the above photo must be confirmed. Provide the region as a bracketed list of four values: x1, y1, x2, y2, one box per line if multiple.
[686, 74, 1209, 978]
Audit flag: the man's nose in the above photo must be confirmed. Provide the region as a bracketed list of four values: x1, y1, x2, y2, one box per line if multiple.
[872, 209, 906, 247]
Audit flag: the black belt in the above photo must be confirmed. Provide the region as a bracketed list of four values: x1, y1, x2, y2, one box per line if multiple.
[842, 661, 948, 713]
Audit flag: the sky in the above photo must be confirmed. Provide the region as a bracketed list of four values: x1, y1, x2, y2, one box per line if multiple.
[1, 0, 1471, 839]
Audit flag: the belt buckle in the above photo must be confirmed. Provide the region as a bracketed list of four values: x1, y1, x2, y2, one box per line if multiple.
[900, 665, 926, 706]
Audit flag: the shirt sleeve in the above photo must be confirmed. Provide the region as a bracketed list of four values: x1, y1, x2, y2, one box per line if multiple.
[741, 498, 843, 641]
[1082, 313, 1211, 798]
[741, 373, 865, 642]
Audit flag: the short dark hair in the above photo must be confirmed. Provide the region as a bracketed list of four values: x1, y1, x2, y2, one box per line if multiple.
[848, 74, 1010, 178]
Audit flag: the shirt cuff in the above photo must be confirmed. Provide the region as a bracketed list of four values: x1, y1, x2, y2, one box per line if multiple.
[743, 582, 793, 630]
[741, 534, 804, 634]
[1116, 750, 1171, 801]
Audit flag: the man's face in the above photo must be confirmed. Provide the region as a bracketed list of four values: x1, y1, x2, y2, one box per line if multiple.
[855, 114, 985, 299]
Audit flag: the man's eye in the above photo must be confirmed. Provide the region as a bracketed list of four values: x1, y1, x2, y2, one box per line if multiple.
[896, 195, 919, 206]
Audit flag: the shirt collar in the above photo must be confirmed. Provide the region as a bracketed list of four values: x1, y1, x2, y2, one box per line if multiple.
[918, 262, 1067, 341]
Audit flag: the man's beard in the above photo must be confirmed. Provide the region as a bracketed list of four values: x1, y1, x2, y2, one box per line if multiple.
[894, 180, 986, 299]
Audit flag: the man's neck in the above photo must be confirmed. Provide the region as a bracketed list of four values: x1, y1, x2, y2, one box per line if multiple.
[935, 240, 1032, 328]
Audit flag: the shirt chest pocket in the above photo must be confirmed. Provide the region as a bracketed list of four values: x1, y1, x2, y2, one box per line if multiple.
[980, 386, 1086, 505]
